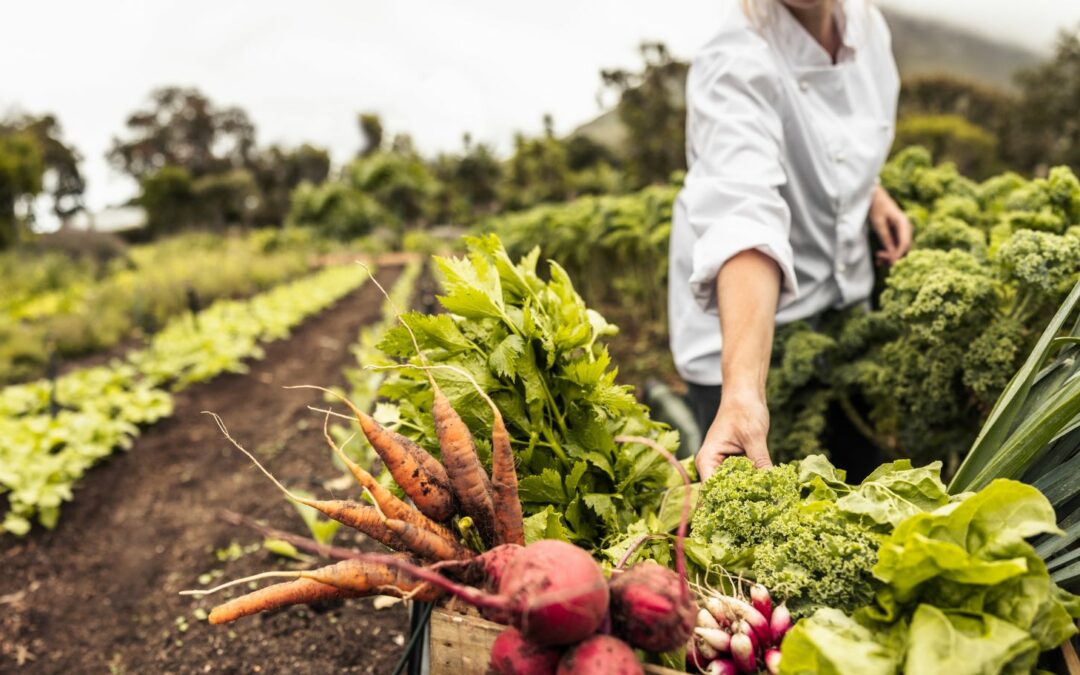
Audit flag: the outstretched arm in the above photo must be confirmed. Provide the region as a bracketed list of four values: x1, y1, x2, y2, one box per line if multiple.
[695, 249, 780, 480]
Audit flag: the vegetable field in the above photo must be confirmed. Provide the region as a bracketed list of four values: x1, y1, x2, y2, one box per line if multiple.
[2, 147, 1080, 675]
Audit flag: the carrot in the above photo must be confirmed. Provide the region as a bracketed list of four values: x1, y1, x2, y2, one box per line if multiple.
[360, 269, 500, 545]
[188, 558, 442, 624]
[206, 411, 408, 548]
[381, 363, 523, 547]
[360, 484, 473, 562]
[205, 578, 356, 624]
[431, 380, 499, 546]
[287, 385, 455, 522]
[321, 412, 457, 544]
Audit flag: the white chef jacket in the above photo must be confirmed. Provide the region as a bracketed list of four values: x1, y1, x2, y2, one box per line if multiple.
[668, 0, 899, 386]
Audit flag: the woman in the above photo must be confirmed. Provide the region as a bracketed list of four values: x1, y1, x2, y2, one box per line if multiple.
[668, 0, 912, 480]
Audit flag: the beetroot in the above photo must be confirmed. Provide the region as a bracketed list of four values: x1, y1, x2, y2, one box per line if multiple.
[556, 635, 643, 675]
[608, 560, 695, 652]
[498, 540, 610, 645]
[355, 540, 608, 647]
[489, 627, 561, 675]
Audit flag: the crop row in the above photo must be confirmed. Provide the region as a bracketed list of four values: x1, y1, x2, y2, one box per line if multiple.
[0, 263, 371, 535]
[0, 228, 331, 386]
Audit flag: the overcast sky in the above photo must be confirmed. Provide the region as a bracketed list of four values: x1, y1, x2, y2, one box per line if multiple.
[4, 0, 1080, 220]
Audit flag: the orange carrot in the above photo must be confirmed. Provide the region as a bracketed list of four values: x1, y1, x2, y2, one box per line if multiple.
[385, 517, 472, 561]
[287, 386, 455, 522]
[207, 578, 355, 624]
[322, 413, 457, 544]
[384, 364, 524, 547]
[489, 414, 525, 546]
[195, 558, 442, 624]
[431, 381, 499, 545]
[362, 268, 499, 545]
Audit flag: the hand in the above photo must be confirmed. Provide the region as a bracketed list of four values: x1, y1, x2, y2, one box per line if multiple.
[696, 390, 773, 481]
[869, 185, 913, 266]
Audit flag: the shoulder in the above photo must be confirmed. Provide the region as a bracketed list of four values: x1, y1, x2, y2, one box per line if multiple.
[688, 5, 783, 102]
[846, 0, 893, 47]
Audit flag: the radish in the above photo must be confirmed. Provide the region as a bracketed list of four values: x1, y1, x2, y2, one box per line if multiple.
[707, 595, 771, 646]
[734, 620, 758, 656]
[729, 633, 756, 674]
[695, 626, 731, 653]
[764, 648, 782, 674]
[557, 635, 643, 675]
[769, 603, 792, 645]
[750, 583, 773, 623]
[687, 638, 712, 670]
[698, 607, 721, 631]
[610, 435, 697, 653]
[489, 627, 562, 675]
[706, 660, 738, 675]
[350, 541, 609, 646]
[694, 632, 720, 661]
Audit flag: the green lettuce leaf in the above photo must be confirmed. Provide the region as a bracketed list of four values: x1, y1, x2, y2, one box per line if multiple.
[902, 606, 1038, 675]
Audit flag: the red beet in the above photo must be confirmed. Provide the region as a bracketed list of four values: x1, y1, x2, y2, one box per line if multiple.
[556, 635, 643, 675]
[354, 540, 608, 647]
[609, 560, 696, 652]
[499, 540, 610, 645]
[489, 627, 561, 675]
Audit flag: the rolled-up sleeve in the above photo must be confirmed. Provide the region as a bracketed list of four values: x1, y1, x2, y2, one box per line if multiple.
[681, 47, 799, 313]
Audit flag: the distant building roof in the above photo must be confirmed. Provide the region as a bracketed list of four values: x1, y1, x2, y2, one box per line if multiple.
[69, 206, 147, 233]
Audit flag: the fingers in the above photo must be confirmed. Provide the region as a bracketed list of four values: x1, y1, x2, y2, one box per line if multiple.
[871, 214, 898, 265]
[745, 443, 774, 470]
[695, 449, 721, 482]
[894, 212, 913, 257]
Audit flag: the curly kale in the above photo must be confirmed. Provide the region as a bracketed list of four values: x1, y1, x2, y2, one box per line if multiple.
[691, 458, 879, 617]
[961, 317, 1027, 409]
[997, 229, 1080, 302]
[766, 150, 1080, 465]
[879, 249, 998, 345]
[913, 216, 987, 258]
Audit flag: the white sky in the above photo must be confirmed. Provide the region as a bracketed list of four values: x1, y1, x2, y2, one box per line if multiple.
[3, 0, 1080, 221]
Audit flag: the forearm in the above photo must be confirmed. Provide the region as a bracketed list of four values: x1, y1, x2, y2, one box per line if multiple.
[717, 249, 781, 399]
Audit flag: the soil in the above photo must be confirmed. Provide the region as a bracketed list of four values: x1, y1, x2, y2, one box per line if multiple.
[0, 265, 415, 674]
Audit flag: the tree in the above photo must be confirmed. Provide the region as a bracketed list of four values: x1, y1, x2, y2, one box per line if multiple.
[251, 143, 331, 226]
[1014, 26, 1080, 173]
[137, 166, 196, 237]
[2, 114, 85, 222]
[358, 112, 384, 157]
[500, 117, 572, 209]
[0, 132, 44, 247]
[601, 42, 688, 187]
[108, 87, 256, 180]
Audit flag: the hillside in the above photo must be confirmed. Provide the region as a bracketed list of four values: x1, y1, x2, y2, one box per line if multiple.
[572, 7, 1040, 150]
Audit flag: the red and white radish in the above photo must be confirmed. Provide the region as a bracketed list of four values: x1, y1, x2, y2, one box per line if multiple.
[706, 660, 738, 675]
[764, 648, 782, 675]
[556, 635, 643, 675]
[695, 626, 732, 653]
[750, 583, 773, 623]
[729, 632, 756, 674]
[489, 627, 562, 675]
[769, 603, 792, 645]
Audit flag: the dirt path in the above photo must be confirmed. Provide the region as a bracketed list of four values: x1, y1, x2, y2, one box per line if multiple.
[0, 266, 411, 674]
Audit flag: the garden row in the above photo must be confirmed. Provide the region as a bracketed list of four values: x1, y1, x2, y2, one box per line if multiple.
[0, 228, 333, 386]
[0, 262, 372, 535]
